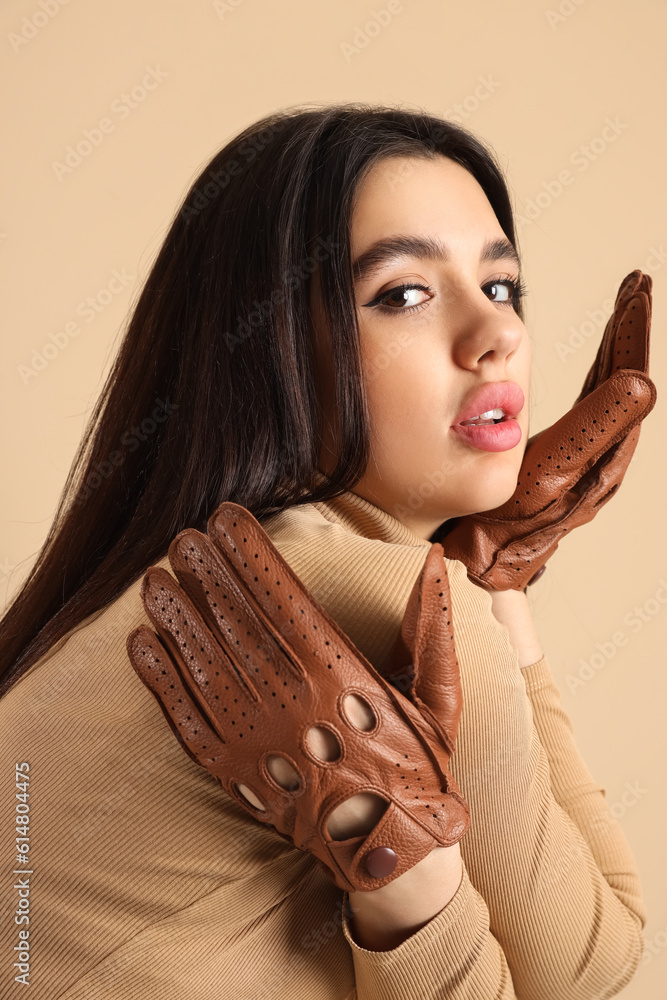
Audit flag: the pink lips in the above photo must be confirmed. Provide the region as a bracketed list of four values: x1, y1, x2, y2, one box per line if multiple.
[450, 381, 525, 453]
[453, 381, 525, 425]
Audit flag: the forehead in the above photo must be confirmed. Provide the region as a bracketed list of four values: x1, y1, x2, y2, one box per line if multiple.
[349, 154, 502, 250]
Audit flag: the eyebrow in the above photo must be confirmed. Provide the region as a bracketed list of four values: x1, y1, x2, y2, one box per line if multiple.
[351, 234, 521, 283]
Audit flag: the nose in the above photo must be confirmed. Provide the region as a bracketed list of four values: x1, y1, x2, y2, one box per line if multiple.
[450, 295, 524, 372]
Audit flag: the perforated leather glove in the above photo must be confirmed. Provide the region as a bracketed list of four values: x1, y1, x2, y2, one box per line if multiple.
[440, 269, 657, 591]
[126, 502, 470, 893]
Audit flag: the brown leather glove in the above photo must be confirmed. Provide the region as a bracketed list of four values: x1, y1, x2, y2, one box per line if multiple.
[126, 502, 470, 893]
[440, 270, 657, 591]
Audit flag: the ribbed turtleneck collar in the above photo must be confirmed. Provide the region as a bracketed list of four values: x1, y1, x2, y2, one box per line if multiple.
[309, 470, 432, 550]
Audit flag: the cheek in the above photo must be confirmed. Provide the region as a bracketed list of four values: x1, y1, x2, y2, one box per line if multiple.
[362, 343, 446, 441]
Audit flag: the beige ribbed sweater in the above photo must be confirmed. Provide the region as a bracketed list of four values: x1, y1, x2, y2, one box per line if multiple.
[0, 488, 646, 999]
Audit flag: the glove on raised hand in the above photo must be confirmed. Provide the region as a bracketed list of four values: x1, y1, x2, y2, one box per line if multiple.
[440, 269, 657, 591]
[126, 501, 470, 893]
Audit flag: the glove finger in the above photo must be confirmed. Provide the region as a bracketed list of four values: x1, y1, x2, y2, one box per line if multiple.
[609, 280, 651, 375]
[135, 569, 288, 812]
[139, 564, 260, 711]
[574, 272, 635, 398]
[126, 623, 228, 767]
[167, 526, 307, 691]
[575, 270, 651, 401]
[508, 370, 655, 517]
[206, 502, 390, 690]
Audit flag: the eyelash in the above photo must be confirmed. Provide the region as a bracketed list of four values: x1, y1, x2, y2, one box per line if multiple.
[369, 276, 528, 316]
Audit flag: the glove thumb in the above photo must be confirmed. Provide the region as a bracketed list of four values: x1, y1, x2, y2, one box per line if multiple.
[384, 544, 463, 756]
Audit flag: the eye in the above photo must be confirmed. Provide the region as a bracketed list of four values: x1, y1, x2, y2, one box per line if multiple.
[362, 274, 527, 317]
[483, 276, 527, 308]
[364, 282, 434, 316]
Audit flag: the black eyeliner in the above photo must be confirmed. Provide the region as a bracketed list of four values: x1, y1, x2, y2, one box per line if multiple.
[361, 282, 432, 308]
[362, 276, 527, 314]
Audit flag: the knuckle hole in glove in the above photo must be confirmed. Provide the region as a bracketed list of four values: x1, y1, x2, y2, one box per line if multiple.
[327, 793, 388, 841]
[304, 725, 342, 764]
[235, 782, 266, 811]
[340, 692, 377, 733]
[265, 754, 302, 792]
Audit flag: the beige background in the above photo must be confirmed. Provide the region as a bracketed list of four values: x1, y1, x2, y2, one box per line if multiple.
[1, 0, 665, 994]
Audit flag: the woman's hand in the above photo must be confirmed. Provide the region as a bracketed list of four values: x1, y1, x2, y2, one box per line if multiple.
[440, 270, 657, 592]
[482, 587, 544, 669]
[347, 842, 463, 951]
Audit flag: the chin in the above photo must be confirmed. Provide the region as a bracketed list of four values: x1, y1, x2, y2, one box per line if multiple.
[457, 477, 518, 516]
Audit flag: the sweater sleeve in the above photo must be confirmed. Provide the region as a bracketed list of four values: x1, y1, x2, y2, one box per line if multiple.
[340, 863, 517, 1000]
[520, 655, 647, 928]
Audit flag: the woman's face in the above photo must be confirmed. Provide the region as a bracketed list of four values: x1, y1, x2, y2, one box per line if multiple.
[310, 153, 532, 540]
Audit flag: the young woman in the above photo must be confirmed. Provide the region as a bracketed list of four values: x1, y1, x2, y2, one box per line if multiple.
[0, 103, 655, 999]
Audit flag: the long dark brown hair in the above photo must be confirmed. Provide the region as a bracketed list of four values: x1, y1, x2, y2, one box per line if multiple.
[0, 102, 523, 700]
